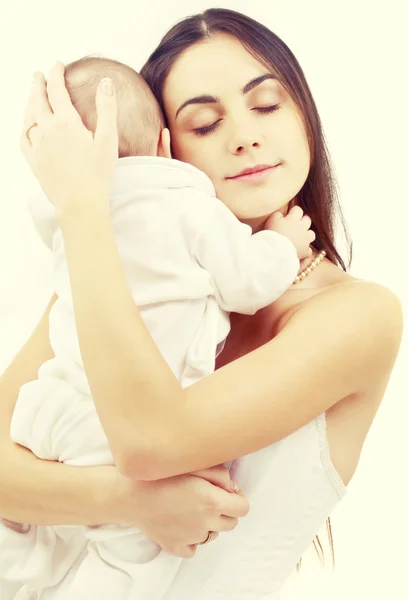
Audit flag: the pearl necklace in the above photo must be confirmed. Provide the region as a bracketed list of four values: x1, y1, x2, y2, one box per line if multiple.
[293, 250, 326, 284]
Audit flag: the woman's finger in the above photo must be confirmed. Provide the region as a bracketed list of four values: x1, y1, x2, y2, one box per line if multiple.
[215, 515, 239, 532]
[46, 62, 76, 117]
[20, 128, 32, 159]
[94, 77, 119, 150]
[174, 544, 197, 559]
[24, 72, 53, 127]
[213, 488, 250, 518]
[193, 465, 237, 492]
[200, 531, 219, 544]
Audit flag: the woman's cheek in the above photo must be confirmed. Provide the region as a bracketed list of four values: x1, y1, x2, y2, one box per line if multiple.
[176, 138, 199, 164]
[168, 130, 187, 160]
[279, 122, 309, 167]
[189, 147, 214, 175]
[170, 132, 218, 181]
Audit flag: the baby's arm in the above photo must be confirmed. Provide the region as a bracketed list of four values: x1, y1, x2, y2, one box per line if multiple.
[192, 201, 309, 314]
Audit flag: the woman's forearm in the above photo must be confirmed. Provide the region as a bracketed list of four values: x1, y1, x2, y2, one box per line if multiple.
[0, 435, 111, 525]
[56, 202, 404, 483]
[59, 203, 183, 470]
[0, 293, 115, 525]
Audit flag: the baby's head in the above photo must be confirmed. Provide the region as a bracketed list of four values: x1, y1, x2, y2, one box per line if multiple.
[65, 56, 165, 158]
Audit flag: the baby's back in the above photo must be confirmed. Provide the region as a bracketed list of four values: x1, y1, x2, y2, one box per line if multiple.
[31, 157, 230, 393]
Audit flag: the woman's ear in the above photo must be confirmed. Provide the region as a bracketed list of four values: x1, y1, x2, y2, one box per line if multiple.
[157, 128, 172, 159]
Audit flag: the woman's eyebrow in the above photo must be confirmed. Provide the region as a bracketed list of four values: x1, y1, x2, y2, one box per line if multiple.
[175, 73, 277, 120]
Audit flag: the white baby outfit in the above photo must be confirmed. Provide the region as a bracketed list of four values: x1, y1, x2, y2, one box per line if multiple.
[0, 156, 302, 600]
[14, 416, 348, 600]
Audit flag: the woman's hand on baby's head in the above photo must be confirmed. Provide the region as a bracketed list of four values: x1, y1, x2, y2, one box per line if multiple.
[20, 62, 119, 220]
[265, 206, 316, 260]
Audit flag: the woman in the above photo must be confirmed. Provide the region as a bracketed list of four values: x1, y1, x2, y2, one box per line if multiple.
[2, 8, 403, 600]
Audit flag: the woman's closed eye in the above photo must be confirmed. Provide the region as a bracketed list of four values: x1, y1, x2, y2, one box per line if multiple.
[255, 104, 281, 115]
[192, 104, 281, 137]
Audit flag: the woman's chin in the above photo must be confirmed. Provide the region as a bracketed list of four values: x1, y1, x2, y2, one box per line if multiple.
[235, 204, 290, 229]
[237, 214, 270, 231]
[233, 197, 290, 221]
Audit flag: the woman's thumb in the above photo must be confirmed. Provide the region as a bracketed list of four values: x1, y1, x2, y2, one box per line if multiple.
[94, 77, 119, 148]
[193, 466, 240, 493]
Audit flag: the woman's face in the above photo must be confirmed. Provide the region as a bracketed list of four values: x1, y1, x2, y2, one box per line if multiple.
[163, 34, 311, 230]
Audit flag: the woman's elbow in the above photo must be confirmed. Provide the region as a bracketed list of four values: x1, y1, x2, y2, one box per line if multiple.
[116, 447, 157, 481]
[115, 433, 168, 481]
[116, 434, 185, 481]
[113, 410, 186, 481]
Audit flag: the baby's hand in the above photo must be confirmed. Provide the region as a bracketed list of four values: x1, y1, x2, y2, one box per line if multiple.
[265, 206, 316, 260]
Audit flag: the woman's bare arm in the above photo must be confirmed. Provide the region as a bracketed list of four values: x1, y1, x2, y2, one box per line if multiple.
[0, 293, 249, 551]
[0, 294, 113, 524]
[57, 205, 403, 481]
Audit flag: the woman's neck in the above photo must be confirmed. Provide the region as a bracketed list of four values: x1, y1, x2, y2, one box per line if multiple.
[297, 250, 319, 276]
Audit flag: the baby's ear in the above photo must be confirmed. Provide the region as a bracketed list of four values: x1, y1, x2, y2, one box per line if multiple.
[157, 128, 172, 159]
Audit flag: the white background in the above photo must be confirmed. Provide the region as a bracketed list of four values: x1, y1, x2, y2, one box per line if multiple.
[0, 1, 407, 598]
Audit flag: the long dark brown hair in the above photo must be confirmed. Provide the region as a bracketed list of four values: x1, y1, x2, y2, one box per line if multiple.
[140, 7, 352, 272]
[140, 7, 351, 566]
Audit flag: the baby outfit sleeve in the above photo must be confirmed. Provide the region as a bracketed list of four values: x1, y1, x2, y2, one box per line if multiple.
[191, 200, 300, 314]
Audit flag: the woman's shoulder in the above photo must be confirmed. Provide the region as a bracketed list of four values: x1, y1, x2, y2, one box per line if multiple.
[222, 260, 402, 371]
[309, 264, 401, 327]
[277, 259, 402, 337]
[275, 263, 403, 384]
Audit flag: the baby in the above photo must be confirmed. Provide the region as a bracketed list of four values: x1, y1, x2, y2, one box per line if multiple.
[65, 56, 166, 159]
[0, 57, 314, 600]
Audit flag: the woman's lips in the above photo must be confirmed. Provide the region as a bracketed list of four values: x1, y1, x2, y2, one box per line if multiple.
[226, 164, 280, 183]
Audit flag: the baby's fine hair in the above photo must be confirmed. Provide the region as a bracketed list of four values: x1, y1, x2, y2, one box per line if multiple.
[65, 56, 165, 157]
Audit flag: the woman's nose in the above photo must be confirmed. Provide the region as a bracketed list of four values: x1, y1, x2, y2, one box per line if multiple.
[234, 140, 260, 154]
[228, 130, 261, 155]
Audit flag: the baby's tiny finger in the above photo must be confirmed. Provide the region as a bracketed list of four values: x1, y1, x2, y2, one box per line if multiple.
[266, 211, 284, 226]
[288, 205, 303, 219]
[272, 210, 284, 220]
[301, 214, 312, 228]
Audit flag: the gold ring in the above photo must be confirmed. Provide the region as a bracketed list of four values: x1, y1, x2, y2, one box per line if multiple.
[25, 122, 38, 141]
[199, 531, 217, 545]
